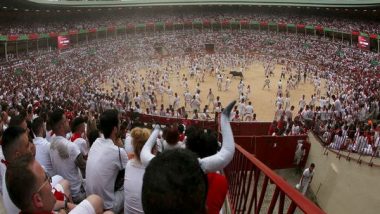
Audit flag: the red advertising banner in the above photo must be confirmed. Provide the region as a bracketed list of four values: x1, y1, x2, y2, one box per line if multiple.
[57, 36, 70, 49]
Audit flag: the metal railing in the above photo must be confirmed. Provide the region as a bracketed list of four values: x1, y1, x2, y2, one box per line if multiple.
[224, 144, 325, 214]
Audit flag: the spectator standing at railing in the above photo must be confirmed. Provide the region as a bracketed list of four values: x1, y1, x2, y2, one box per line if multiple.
[297, 163, 315, 195]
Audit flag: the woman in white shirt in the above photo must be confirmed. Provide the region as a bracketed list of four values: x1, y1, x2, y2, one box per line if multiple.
[124, 127, 151, 214]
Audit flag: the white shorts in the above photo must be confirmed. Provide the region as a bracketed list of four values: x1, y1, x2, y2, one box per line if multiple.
[69, 199, 95, 214]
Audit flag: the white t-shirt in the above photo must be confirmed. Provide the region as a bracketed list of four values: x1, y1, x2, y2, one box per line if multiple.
[245, 105, 254, 114]
[49, 136, 82, 197]
[86, 138, 128, 210]
[156, 139, 185, 153]
[34, 137, 55, 177]
[73, 138, 89, 156]
[302, 168, 314, 185]
[2, 166, 20, 214]
[124, 159, 146, 214]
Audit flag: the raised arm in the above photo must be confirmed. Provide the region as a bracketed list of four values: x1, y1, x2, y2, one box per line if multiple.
[140, 125, 160, 167]
[199, 100, 236, 173]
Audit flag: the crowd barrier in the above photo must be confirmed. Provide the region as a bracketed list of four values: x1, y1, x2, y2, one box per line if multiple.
[130, 112, 309, 169]
[230, 122, 272, 136]
[224, 144, 325, 214]
[227, 135, 309, 169]
[127, 112, 272, 136]
[127, 112, 217, 130]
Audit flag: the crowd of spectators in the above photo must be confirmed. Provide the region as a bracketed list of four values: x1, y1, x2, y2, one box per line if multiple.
[0, 10, 379, 212]
[0, 9, 380, 35]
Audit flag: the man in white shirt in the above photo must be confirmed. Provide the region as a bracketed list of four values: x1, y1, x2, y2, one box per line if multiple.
[244, 101, 254, 121]
[6, 154, 108, 214]
[49, 109, 86, 203]
[298, 163, 315, 195]
[86, 109, 128, 213]
[70, 117, 89, 159]
[1, 126, 35, 214]
[32, 117, 55, 177]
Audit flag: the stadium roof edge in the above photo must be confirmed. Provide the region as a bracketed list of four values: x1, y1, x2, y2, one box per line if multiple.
[21, 0, 380, 8]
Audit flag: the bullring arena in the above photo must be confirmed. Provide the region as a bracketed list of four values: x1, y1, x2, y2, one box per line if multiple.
[103, 49, 323, 121]
[1, 1, 380, 214]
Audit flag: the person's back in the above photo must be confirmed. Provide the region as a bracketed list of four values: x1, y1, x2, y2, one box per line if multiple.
[33, 136, 54, 176]
[50, 135, 82, 199]
[86, 109, 127, 213]
[124, 159, 145, 214]
[86, 137, 127, 209]
[124, 127, 151, 214]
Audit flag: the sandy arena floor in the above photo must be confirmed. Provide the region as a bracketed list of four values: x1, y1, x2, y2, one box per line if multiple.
[105, 58, 325, 122]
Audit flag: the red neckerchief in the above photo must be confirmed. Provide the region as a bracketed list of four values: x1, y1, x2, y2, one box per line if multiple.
[70, 133, 81, 142]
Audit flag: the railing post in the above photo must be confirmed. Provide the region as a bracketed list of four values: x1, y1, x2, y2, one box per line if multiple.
[256, 176, 269, 214]
[268, 186, 280, 213]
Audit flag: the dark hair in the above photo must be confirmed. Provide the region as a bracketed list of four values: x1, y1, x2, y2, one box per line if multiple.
[185, 126, 218, 159]
[2, 126, 27, 161]
[178, 124, 185, 133]
[71, 117, 85, 133]
[163, 125, 180, 146]
[310, 163, 315, 168]
[87, 129, 100, 148]
[142, 149, 207, 214]
[31, 117, 44, 136]
[99, 109, 119, 138]
[9, 114, 26, 128]
[6, 153, 36, 211]
[49, 109, 64, 131]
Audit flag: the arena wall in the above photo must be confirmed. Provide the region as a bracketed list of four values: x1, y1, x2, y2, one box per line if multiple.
[306, 133, 380, 214]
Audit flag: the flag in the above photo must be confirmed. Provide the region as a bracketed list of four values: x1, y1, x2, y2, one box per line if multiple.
[260, 22, 268, 27]
[370, 34, 378, 39]
[222, 20, 230, 27]
[107, 26, 116, 32]
[0, 35, 7, 41]
[18, 35, 29, 41]
[8, 35, 19, 41]
[49, 32, 58, 37]
[165, 21, 173, 28]
[69, 30, 78, 35]
[202, 20, 210, 27]
[39, 33, 49, 39]
[126, 24, 135, 30]
[240, 19, 248, 26]
[79, 29, 88, 34]
[351, 31, 360, 36]
[28, 33, 39, 40]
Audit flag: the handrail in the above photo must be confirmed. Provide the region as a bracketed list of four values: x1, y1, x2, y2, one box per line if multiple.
[225, 144, 325, 214]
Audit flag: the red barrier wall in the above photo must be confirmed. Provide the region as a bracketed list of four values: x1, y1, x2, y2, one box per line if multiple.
[231, 135, 308, 169]
[131, 113, 217, 130]
[254, 135, 308, 169]
[230, 122, 271, 136]
[129, 112, 309, 169]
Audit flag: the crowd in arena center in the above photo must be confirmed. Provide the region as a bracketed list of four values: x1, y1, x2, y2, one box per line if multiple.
[0, 9, 379, 212]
